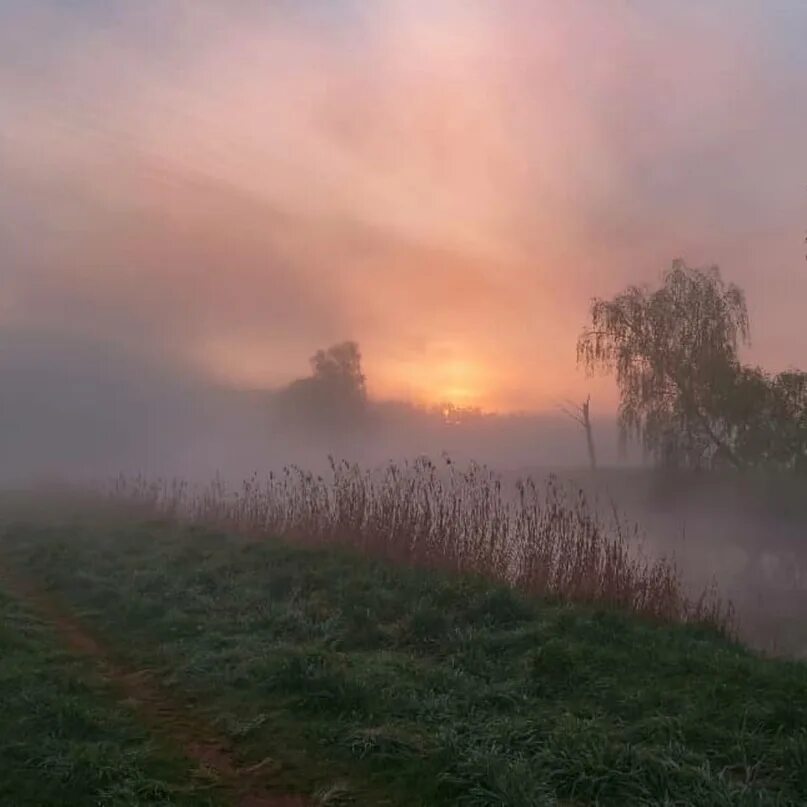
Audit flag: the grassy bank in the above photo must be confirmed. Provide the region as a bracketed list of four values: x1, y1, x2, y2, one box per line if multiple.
[3, 515, 807, 805]
[109, 462, 729, 627]
[0, 584, 216, 806]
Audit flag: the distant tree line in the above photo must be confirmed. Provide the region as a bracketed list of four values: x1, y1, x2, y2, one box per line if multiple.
[578, 260, 807, 474]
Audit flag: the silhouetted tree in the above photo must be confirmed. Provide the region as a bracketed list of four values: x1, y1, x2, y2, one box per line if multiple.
[310, 341, 366, 403]
[721, 367, 807, 473]
[578, 260, 807, 473]
[274, 341, 368, 434]
[578, 260, 750, 469]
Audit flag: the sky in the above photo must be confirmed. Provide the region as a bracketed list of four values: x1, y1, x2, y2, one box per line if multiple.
[2, 0, 806, 413]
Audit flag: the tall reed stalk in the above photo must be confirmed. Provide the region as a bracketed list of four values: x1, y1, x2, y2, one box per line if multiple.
[108, 457, 730, 628]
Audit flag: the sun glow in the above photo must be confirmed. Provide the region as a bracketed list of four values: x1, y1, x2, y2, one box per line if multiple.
[409, 355, 491, 410]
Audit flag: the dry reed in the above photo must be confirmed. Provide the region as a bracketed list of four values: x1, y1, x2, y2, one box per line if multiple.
[108, 457, 730, 629]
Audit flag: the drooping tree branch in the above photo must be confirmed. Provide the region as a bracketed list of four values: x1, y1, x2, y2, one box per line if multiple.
[577, 261, 750, 470]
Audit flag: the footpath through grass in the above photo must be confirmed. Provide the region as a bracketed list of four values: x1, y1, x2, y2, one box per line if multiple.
[0, 585, 217, 806]
[3, 516, 807, 806]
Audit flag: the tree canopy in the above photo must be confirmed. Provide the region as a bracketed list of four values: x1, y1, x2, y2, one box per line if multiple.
[274, 341, 368, 434]
[578, 260, 807, 473]
[310, 341, 366, 402]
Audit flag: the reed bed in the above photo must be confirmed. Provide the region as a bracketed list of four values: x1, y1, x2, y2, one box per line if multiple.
[108, 457, 730, 629]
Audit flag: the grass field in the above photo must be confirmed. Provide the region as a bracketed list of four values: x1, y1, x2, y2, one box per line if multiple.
[2, 513, 807, 805]
[0, 582, 217, 806]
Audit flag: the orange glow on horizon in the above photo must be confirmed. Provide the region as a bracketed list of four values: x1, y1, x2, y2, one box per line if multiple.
[3, 1, 805, 422]
[371, 347, 510, 412]
[412, 361, 488, 410]
[199, 337, 509, 412]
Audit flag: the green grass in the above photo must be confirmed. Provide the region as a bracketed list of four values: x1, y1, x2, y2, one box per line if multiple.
[0, 584, 217, 806]
[3, 516, 807, 805]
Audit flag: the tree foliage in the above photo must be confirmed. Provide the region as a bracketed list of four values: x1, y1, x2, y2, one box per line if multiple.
[724, 367, 807, 473]
[578, 260, 750, 469]
[310, 341, 367, 402]
[275, 341, 368, 433]
[579, 261, 807, 473]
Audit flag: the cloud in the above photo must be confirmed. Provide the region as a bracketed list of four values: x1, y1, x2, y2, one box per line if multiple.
[1, 0, 805, 411]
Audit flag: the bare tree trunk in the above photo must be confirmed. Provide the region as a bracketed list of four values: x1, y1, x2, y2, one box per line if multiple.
[559, 395, 598, 473]
[581, 397, 597, 472]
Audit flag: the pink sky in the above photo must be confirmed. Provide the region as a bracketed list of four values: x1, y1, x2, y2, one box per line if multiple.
[2, 1, 806, 412]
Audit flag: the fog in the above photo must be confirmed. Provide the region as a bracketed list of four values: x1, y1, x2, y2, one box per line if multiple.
[570, 470, 807, 657]
[2, 1, 807, 656]
[3, 330, 806, 655]
[0, 330, 622, 483]
[3, 1, 807, 411]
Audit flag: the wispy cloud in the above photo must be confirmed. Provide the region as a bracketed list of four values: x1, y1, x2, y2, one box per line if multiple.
[2, 0, 805, 410]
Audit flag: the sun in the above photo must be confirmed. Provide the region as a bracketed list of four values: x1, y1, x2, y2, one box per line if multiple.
[418, 357, 490, 410]
[370, 343, 506, 412]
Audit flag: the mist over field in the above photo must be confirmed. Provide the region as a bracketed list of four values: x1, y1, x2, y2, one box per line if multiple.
[3, 327, 806, 655]
[2, 0, 807, 660]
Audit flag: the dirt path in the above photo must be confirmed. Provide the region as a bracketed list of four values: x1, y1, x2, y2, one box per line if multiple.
[0, 564, 309, 807]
